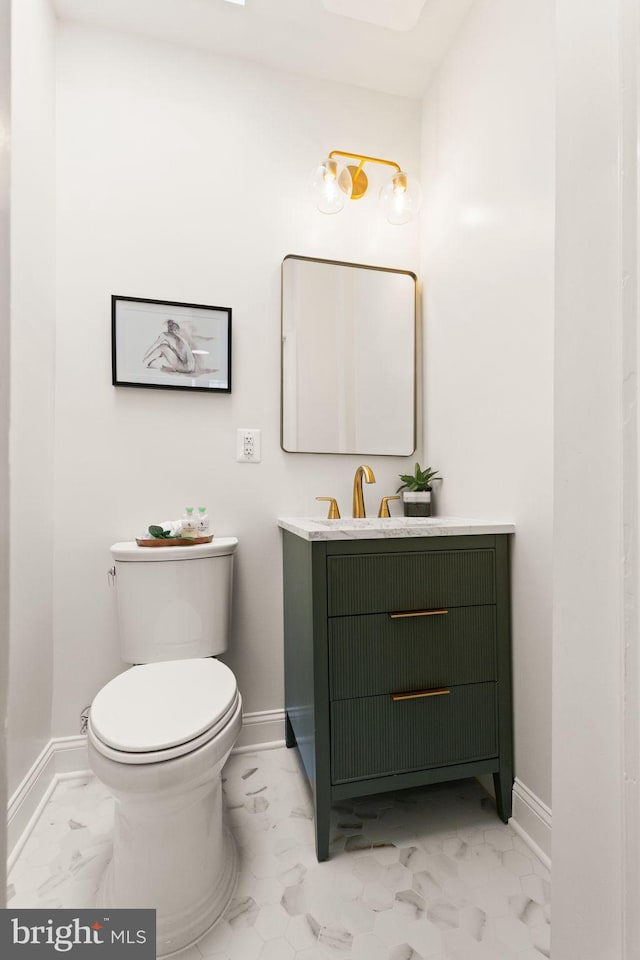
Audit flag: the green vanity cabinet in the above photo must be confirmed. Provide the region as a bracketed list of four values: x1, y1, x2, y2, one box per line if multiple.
[281, 527, 514, 862]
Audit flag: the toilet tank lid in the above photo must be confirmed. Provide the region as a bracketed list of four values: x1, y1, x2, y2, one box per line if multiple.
[111, 538, 238, 561]
[90, 659, 238, 753]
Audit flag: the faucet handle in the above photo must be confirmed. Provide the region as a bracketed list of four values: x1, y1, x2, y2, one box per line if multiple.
[378, 495, 400, 518]
[316, 497, 341, 519]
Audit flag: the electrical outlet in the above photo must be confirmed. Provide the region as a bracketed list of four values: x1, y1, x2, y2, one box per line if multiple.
[236, 428, 262, 463]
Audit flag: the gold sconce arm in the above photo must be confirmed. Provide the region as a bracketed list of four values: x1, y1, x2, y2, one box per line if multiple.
[327, 150, 402, 201]
[328, 150, 402, 173]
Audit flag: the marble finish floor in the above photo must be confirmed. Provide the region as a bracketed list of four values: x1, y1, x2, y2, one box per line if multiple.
[8, 747, 551, 959]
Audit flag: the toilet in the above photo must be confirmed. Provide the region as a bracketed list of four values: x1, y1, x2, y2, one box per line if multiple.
[87, 538, 242, 958]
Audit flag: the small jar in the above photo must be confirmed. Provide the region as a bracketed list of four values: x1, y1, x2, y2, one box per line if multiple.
[181, 507, 197, 539]
[197, 507, 210, 537]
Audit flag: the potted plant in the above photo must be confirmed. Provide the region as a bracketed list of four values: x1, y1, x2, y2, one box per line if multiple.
[397, 463, 440, 517]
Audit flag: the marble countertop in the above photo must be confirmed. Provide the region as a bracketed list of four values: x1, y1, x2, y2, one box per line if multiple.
[278, 516, 515, 541]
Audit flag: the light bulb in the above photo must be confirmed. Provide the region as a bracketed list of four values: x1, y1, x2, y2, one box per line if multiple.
[379, 170, 422, 225]
[311, 158, 352, 214]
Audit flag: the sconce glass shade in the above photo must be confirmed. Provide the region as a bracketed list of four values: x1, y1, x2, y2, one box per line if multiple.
[379, 170, 422, 225]
[312, 157, 353, 214]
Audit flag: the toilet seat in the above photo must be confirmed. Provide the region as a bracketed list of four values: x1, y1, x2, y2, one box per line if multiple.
[88, 658, 239, 765]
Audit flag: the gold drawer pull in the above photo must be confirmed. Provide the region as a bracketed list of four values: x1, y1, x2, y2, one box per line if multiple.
[391, 687, 451, 701]
[389, 608, 449, 619]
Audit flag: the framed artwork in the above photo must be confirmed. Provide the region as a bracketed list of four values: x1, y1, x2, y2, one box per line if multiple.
[111, 295, 232, 393]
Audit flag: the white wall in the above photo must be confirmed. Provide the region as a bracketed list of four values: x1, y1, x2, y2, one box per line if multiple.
[0, 0, 11, 904]
[8, 0, 56, 796]
[552, 0, 637, 953]
[420, 0, 555, 840]
[52, 23, 421, 736]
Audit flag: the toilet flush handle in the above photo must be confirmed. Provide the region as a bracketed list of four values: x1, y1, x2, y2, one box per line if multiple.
[107, 565, 116, 586]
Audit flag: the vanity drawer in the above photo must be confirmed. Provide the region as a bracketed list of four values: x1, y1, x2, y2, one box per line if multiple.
[329, 606, 496, 700]
[326, 549, 495, 616]
[330, 682, 498, 784]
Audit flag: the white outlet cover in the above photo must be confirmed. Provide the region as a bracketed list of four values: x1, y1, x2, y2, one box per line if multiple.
[321, 0, 428, 32]
[236, 428, 261, 463]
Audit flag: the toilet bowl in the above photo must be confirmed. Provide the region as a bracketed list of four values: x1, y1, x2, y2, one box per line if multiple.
[88, 658, 242, 957]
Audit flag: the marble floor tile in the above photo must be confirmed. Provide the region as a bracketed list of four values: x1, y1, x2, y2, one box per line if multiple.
[7, 747, 551, 959]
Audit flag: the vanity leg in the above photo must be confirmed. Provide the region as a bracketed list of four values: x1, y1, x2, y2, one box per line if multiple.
[493, 771, 513, 823]
[313, 763, 332, 862]
[285, 712, 296, 748]
[314, 800, 330, 862]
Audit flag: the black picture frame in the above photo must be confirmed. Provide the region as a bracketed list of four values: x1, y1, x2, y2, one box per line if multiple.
[112, 295, 232, 393]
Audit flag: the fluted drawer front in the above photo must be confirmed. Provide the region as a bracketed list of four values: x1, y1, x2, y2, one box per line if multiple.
[331, 683, 497, 784]
[327, 550, 495, 616]
[329, 606, 496, 700]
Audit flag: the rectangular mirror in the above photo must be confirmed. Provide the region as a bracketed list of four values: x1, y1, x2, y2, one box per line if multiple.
[281, 255, 416, 455]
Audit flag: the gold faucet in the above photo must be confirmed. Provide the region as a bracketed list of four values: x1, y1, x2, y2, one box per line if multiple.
[316, 496, 341, 519]
[352, 464, 376, 517]
[378, 495, 400, 518]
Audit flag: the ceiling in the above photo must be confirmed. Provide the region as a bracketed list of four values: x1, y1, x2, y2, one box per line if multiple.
[51, 0, 475, 99]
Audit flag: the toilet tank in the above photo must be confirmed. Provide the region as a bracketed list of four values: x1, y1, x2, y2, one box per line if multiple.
[110, 538, 238, 664]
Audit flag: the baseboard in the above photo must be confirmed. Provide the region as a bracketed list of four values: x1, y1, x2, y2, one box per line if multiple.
[510, 777, 552, 868]
[49, 735, 89, 777]
[7, 736, 91, 870]
[234, 708, 286, 751]
[7, 741, 57, 867]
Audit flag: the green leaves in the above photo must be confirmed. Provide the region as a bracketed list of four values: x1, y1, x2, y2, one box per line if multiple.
[396, 462, 440, 493]
[398, 473, 418, 488]
[148, 525, 176, 539]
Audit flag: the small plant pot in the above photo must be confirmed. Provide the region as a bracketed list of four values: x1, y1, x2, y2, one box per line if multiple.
[402, 490, 432, 517]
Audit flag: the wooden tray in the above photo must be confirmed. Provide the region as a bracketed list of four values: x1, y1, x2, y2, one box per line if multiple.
[136, 535, 214, 548]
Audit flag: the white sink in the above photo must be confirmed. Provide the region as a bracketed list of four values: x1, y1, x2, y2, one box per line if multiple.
[313, 516, 441, 526]
[277, 516, 515, 541]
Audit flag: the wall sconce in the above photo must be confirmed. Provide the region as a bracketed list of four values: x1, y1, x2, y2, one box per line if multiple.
[311, 150, 422, 225]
